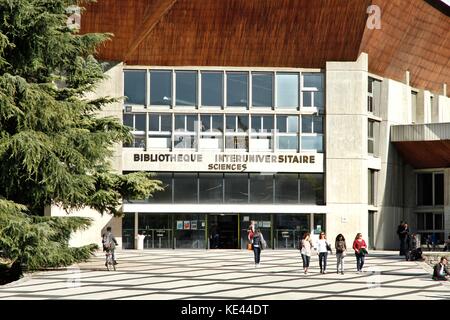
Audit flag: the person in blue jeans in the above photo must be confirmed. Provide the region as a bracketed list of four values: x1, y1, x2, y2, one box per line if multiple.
[252, 229, 266, 267]
[316, 232, 331, 274]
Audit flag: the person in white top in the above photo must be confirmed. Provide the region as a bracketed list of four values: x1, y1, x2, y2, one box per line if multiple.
[299, 232, 313, 274]
[316, 232, 331, 274]
[135, 232, 146, 250]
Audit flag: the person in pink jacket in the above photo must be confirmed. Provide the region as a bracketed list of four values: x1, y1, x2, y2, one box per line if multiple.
[352, 233, 368, 272]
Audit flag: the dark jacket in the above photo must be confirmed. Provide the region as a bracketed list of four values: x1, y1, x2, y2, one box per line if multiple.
[432, 263, 450, 280]
[335, 240, 347, 253]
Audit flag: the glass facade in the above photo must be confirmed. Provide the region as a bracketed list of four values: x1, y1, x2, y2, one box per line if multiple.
[127, 172, 324, 205]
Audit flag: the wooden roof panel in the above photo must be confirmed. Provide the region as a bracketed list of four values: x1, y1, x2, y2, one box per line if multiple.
[80, 0, 449, 95]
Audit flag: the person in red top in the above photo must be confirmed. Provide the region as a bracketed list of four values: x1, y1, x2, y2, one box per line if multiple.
[353, 233, 368, 272]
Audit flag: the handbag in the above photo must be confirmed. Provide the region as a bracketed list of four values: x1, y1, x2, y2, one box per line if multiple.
[247, 243, 253, 250]
[326, 243, 332, 253]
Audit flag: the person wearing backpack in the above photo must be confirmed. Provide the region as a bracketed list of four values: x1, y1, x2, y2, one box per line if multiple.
[102, 227, 118, 265]
[335, 234, 347, 275]
[252, 229, 266, 267]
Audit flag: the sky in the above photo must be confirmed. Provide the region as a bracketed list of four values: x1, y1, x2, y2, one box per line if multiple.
[441, 0, 450, 6]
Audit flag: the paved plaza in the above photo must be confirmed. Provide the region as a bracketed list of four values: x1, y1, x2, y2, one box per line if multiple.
[1, 250, 449, 300]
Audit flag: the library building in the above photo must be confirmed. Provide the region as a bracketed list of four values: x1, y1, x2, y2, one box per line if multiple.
[48, 0, 450, 251]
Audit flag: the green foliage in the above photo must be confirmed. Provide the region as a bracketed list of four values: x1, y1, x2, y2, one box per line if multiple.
[0, 0, 161, 275]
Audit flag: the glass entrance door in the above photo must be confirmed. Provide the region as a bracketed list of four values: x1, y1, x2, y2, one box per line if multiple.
[209, 214, 238, 249]
[138, 213, 173, 249]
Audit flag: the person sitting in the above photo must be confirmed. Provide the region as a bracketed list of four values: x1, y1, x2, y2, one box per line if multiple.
[432, 257, 450, 281]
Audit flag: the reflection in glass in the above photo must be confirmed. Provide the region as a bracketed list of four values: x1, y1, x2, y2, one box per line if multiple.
[275, 174, 298, 203]
[225, 173, 248, 203]
[124, 70, 146, 105]
[252, 73, 273, 107]
[199, 173, 223, 203]
[250, 174, 273, 203]
[201, 72, 223, 106]
[300, 174, 324, 205]
[173, 173, 198, 203]
[276, 73, 298, 108]
[227, 72, 248, 107]
[150, 70, 172, 105]
[176, 71, 197, 106]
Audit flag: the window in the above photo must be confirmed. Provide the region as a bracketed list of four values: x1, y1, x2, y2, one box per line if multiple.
[417, 172, 444, 206]
[368, 120, 374, 155]
[368, 169, 376, 206]
[199, 173, 223, 203]
[123, 113, 146, 148]
[224, 173, 248, 203]
[277, 115, 298, 150]
[124, 70, 146, 105]
[148, 173, 172, 203]
[301, 115, 323, 152]
[201, 72, 223, 107]
[416, 212, 445, 245]
[227, 72, 248, 107]
[250, 115, 273, 151]
[275, 174, 299, 203]
[276, 73, 299, 108]
[300, 174, 324, 205]
[249, 173, 273, 203]
[150, 70, 172, 106]
[174, 114, 197, 149]
[411, 91, 417, 123]
[302, 73, 324, 109]
[252, 72, 273, 107]
[225, 115, 249, 150]
[176, 71, 197, 106]
[368, 77, 381, 115]
[200, 114, 223, 150]
[173, 173, 198, 203]
[148, 113, 172, 149]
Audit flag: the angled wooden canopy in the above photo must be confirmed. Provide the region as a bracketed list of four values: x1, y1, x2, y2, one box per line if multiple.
[80, 0, 450, 96]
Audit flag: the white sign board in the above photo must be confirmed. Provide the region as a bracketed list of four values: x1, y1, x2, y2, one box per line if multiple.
[123, 150, 324, 173]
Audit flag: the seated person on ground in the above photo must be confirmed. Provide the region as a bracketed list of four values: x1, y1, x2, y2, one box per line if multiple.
[432, 257, 450, 281]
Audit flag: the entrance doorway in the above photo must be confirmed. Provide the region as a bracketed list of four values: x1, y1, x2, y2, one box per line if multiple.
[209, 214, 238, 249]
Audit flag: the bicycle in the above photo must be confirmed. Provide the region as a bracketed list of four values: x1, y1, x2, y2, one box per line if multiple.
[105, 250, 116, 271]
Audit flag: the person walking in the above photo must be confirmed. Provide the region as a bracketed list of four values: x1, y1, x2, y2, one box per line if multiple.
[316, 232, 331, 274]
[252, 228, 266, 267]
[335, 234, 347, 275]
[299, 232, 313, 274]
[398, 222, 409, 256]
[353, 233, 368, 273]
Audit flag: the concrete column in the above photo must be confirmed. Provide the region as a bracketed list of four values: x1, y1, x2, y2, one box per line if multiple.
[325, 53, 369, 245]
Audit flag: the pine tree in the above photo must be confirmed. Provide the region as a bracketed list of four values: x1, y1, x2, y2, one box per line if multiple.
[0, 0, 162, 280]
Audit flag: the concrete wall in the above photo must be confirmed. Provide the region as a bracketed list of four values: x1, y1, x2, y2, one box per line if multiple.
[48, 62, 124, 248]
[325, 53, 370, 246]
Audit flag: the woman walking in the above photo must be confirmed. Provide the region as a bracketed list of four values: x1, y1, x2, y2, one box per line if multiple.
[316, 232, 331, 274]
[300, 233, 313, 274]
[252, 229, 266, 267]
[353, 233, 368, 272]
[335, 234, 347, 274]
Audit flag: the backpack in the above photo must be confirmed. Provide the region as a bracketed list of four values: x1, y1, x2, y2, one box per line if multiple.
[103, 233, 116, 250]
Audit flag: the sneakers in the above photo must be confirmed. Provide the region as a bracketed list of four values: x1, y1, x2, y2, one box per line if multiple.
[323, 270, 327, 274]
[341, 272, 344, 275]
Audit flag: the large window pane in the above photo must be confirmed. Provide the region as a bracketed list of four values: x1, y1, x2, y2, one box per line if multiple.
[123, 114, 133, 128]
[174, 173, 198, 203]
[149, 114, 159, 131]
[278, 136, 298, 150]
[161, 115, 172, 131]
[250, 173, 273, 203]
[275, 174, 298, 203]
[303, 73, 324, 89]
[276, 73, 298, 108]
[287, 116, 298, 133]
[149, 173, 172, 203]
[199, 173, 223, 203]
[252, 73, 273, 107]
[425, 212, 433, 230]
[176, 71, 197, 106]
[302, 116, 312, 133]
[301, 136, 323, 152]
[212, 115, 223, 132]
[124, 70, 146, 105]
[135, 114, 146, 131]
[150, 71, 172, 105]
[201, 72, 223, 106]
[227, 72, 248, 107]
[435, 173, 444, 206]
[417, 173, 433, 206]
[300, 174, 324, 205]
[225, 173, 248, 203]
[435, 213, 443, 230]
[237, 115, 248, 132]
